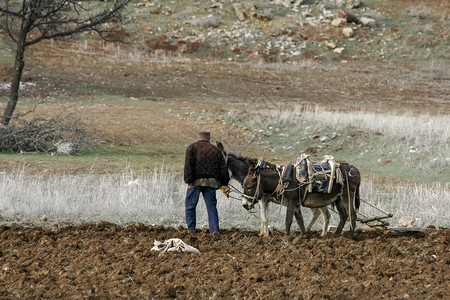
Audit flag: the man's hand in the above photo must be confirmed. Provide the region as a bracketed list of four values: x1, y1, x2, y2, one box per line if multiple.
[186, 184, 193, 189]
[221, 186, 231, 198]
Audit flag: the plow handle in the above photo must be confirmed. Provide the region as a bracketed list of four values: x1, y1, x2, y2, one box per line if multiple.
[359, 213, 393, 224]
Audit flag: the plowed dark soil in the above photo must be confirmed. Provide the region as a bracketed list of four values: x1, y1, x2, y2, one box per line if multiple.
[0, 223, 448, 299]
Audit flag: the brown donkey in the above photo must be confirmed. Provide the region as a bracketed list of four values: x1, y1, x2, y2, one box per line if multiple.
[217, 142, 330, 236]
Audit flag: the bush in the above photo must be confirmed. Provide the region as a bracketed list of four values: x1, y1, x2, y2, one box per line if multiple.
[0, 113, 102, 154]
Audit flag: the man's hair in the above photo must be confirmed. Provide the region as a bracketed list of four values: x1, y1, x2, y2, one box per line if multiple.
[198, 131, 211, 141]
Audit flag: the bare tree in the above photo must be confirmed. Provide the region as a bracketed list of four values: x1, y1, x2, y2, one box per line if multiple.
[0, 0, 130, 126]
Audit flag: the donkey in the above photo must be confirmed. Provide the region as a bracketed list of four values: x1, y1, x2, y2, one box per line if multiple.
[242, 160, 361, 238]
[216, 142, 330, 236]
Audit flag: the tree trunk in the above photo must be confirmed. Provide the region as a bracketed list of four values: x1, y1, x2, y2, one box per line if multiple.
[1, 20, 32, 126]
[1, 45, 26, 126]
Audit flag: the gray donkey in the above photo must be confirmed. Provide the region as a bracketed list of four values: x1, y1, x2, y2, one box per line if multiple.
[217, 142, 330, 236]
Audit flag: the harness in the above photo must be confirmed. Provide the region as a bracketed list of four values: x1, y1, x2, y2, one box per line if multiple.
[273, 164, 296, 200]
[294, 154, 344, 201]
[230, 151, 345, 211]
[242, 170, 263, 208]
[242, 154, 345, 207]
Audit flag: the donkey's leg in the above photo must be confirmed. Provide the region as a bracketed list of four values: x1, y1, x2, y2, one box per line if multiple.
[340, 189, 357, 238]
[285, 199, 294, 236]
[347, 192, 357, 238]
[294, 204, 306, 235]
[263, 196, 271, 237]
[259, 195, 270, 237]
[334, 198, 348, 235]
[319, 207, 331, 237]
[258, 199, 265, 236]
[306, 208, 320, 232]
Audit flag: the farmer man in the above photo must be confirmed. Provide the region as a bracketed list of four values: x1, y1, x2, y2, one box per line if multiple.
[184, 131, 230, 234]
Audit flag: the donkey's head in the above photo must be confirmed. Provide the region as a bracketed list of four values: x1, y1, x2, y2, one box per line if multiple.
[241, 166, 261, 210]
[216, 141, 258, 184]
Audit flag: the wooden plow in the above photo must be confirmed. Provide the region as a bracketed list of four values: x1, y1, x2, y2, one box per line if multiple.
[356, 198, 393, 229]
[350, 199, 433, 233]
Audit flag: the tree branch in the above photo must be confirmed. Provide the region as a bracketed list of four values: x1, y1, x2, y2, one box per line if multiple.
[26, 1, 129, 46]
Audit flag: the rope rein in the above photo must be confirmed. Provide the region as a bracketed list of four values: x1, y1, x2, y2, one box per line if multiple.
[229, 183, 243, 195]
[360, 197, 390, 216]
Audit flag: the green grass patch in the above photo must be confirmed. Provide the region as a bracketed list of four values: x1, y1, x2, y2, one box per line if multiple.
[0, 143, 186, 175]
[225, 108, 449, 185]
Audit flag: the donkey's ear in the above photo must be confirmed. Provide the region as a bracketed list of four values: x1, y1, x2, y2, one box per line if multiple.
[254, 166, 261, 176]
[216, 141, 224, 151]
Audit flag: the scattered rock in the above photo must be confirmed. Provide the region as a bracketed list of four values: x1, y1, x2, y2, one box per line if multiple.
[398, 216, 424, 228]
[232, 3, 272, 21]
[271, 0, 305, 8]
[342, 27, 354, 37]
[334, 47, 345, 54]
[360, 17, 376, 27]
[339, 10, 362, 24]
[325, 41, 336, 49]
[176, 41, 204, 53]
[302, 10, 313, 18]
[233, 3, 246, 21]
[192, 15, 221, 28]
[210, 1, 223, 9]
[131, 0, 392, 62]
[325, 42, 336, 49]
[335, 0, 361, 9]
[331, 18, 347, 27]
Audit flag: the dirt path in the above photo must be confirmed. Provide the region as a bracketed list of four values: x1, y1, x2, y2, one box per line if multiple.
[0, 223, 448, 299]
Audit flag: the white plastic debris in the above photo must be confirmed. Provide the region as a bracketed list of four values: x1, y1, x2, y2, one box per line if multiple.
[151, 238, 200, 254]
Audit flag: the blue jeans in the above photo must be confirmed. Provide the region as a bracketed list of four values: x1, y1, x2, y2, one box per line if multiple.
[185, 186, 219, 234]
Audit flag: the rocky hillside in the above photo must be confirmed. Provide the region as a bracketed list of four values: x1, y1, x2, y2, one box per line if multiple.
[119, 0, 449, 63]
